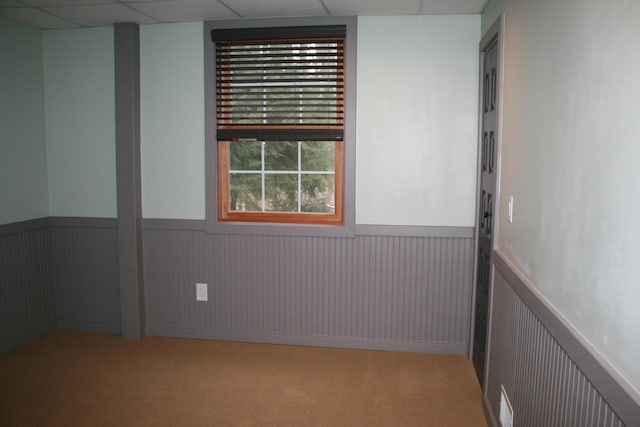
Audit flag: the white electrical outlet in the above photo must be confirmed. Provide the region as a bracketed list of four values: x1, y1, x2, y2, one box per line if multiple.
[499, 385, 514, 427]
[507, 196, 514, 224]
[196, 283, 208, 301]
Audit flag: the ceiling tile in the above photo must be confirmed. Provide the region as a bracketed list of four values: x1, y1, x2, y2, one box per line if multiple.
[0, 0, 24, 7]
[129, 0, 238, 22]
[43, 3, 158, 26]
[20, 0, 115, 7]
[322, 0, 420, 16]
[224, 0, 327, 18]
[2, 0, 485, 31]
[420, 0, 486, 14]
[0, 7, 80, 28]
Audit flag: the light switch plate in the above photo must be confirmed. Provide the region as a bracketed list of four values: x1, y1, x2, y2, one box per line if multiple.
[507, 196, 514, 224]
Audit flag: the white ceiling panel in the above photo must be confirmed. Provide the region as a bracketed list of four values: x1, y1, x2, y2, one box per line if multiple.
[43, 3, 157, 26]
[322, 0, 421, 16]
[224, 0, 327, 18]
[130, 0, 238, 23]
[0, 0, 24, 7]
[420, 0, 487, 14]
[3, 0, 485, 29]
[19, 0, 114, 7]
[0, 7, 79, 28]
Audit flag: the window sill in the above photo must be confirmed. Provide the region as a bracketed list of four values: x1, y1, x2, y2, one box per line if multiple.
[206, 219, 355, 238]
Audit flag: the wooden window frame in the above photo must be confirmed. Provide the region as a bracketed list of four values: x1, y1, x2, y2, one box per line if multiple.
[204, 17, 356, 237]
[217, 140, 344, 225]
[213, 26, 346, 225]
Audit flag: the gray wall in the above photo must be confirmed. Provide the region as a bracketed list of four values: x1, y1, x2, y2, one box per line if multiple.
[0, 219, 55, 355]
[484, 251, 638, 426]
[1, 216, 475, 355]
[0, 217, 121, 355]
[143, 221, 474, 353]
[488, 267, 623, 426]
[50, 217, 120, 333]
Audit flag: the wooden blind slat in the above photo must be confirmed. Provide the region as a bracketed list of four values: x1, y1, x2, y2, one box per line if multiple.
[216, 34, 345, 138]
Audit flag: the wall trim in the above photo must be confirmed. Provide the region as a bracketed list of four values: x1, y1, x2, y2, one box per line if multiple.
[49, 216, 117, 229]
[0, 324, 55, 356]
[493, 249, 640, 425]
[115, 22, 145, 339]
[146, 327, 468, 355]
[0, 217, 49, 237]
[141, 218, 474, 238]
[1, 217, 118, 235]
[482, 394, 498, 427]
[141, 218, 205, 231]
[355, 224, 473, 238]
[57, 320, 121, 334]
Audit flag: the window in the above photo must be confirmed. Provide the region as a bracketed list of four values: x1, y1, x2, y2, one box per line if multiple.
[212, 25, 346, 225]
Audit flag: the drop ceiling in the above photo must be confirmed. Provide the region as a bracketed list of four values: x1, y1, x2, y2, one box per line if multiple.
[0, 0, 487, 30]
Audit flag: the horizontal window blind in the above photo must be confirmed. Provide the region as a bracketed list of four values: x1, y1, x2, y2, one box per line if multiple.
[214, 29, 345, 142]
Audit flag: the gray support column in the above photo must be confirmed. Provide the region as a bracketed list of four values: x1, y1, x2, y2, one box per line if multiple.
[114, 23, 145, 338]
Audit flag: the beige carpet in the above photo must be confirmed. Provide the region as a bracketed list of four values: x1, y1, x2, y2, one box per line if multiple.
[0, 330, 488, 426]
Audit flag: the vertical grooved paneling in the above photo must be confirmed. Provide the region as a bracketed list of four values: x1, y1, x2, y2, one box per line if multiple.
[51, 222, 120, 332]
[143, 227, 473, 352]
[0, 221, 55, 355]
[488, 269, 626, 426]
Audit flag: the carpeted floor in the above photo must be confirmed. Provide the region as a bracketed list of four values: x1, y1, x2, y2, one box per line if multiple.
[0, 330, 488, 426]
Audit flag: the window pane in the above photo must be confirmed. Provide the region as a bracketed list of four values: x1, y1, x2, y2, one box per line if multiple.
[230, 140, 261, 170]
[229, 173, 261, 211]
[264, 141, 297, 171]
[265, 174, 298, 212]
[301, 141, 335, 171]
[302, 175, 335, 213]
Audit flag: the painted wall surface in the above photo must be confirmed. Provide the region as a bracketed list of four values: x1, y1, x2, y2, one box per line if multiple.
[487, 267, 626, 427]
[140, 18, 480, 226]
[356, 16, 480, 226]
[140, 22, 205, 220]
[0, 221, 56, 355]
[0, 17, 49, 225]
[43, 27, 117, 218]
[484, 0, 640, 393]
[144, 225, 473, 354]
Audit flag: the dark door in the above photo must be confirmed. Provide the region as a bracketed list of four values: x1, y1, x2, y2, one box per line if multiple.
[473, 39, 498, 387]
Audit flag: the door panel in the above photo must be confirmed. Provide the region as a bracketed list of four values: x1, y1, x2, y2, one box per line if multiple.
[473, 39, 498, 387]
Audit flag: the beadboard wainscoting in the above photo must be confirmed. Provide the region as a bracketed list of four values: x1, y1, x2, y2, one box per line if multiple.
[142, 220, 475, 354]
[484, 250, 639, 427]
[49, 217, 120, 333]
[1, 217, 120, 356]
[0, 218, 55, 355]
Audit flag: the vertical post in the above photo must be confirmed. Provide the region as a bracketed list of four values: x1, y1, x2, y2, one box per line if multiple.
[114, 23, 145, 338]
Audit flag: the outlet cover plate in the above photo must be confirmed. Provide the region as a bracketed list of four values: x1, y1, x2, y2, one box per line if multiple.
[499, 385, 514, 427]
[196, 283, 208, 301]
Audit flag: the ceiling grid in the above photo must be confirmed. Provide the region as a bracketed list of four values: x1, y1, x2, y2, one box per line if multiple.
[0, 0, 485, 29]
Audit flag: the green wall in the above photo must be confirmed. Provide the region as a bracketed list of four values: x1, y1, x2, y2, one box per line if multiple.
[138, 18, 481, 225]
[483, 0, 640, 394]
[140, 22, 205, 219]
[356, 15, 480, 226]
[43, 27, 117, 218]
[0, 17, 49, 225]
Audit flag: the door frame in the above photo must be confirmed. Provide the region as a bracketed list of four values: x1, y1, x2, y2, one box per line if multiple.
[468, 14, 505, 391]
